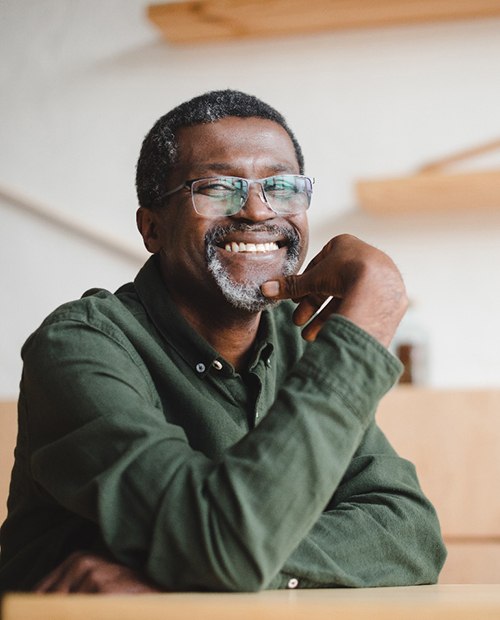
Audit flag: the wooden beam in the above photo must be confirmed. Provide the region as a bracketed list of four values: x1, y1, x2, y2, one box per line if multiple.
[148, 0, 500, 44]
[0, 184, 145, 264]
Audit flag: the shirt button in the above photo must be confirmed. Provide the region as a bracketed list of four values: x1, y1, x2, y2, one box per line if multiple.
[195, 363, 206, 373]
[287, 578, 299, 589]
[212, 360, 223, 371]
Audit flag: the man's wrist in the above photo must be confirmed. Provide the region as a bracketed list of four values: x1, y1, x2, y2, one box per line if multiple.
[299, 315, 403, 421]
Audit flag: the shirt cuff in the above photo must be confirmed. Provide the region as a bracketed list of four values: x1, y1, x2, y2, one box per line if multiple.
[297, 315, 403, 424]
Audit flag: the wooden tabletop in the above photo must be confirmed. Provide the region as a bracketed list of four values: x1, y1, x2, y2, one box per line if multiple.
[3, 584, 500, 620]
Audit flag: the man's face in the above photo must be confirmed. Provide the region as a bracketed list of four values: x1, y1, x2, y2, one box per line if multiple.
[143, 116, 309, 313]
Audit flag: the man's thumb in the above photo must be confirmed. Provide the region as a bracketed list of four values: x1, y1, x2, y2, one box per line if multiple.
[261, 274, 304, 300]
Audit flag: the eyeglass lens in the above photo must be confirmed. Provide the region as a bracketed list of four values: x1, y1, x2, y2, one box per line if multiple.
[191, 175, 312, 216]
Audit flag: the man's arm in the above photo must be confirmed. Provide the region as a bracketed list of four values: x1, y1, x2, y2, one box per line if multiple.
[23, 313, 395, 591]
[260, 234, 445, 588]
[34, 422, 445, 593]
[268, 422, 446, 589]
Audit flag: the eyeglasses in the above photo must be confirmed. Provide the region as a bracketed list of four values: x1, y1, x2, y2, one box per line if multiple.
[162, 174, 314, 217]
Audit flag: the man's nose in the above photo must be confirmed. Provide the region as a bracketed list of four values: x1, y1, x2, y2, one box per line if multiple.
[238, 183, 275, 221]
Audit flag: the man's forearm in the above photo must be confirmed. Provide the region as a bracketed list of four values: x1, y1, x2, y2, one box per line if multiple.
[268, 424, 446, 589]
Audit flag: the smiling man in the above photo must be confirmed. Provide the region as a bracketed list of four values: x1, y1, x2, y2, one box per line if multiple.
[0, 90, 446, 593]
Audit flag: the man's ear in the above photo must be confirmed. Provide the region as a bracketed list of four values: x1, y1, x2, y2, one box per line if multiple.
[136, 207, 162, 254]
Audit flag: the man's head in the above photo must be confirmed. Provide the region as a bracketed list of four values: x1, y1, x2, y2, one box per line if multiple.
[136, 90, 310, 314]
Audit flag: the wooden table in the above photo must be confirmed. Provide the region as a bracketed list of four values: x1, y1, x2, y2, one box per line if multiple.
[3, 585, 500, 620]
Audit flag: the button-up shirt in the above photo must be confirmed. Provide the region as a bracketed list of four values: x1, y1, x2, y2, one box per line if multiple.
[0, 255, 446, 591]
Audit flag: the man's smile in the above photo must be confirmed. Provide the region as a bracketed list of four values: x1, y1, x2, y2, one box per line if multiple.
[223, 241, 280, 253]
[207, 223, 294, 258]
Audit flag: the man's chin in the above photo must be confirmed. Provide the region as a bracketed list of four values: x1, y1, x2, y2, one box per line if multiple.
[206, 238, 300, 313]
[214, 272, 279, 313]
[222, 286, 278, 313]
[207, 254, 280, 313]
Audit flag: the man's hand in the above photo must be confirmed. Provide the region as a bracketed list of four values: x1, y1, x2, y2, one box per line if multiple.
[261, 234, 408, 348]
[34, 551, 161, 593]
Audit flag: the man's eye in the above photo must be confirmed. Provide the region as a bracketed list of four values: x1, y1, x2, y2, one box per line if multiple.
[265, 177, 298, 194]
[196, 180, 236, 195]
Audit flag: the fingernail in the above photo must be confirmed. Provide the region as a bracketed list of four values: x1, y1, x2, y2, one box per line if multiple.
[261, 281, 280, 297]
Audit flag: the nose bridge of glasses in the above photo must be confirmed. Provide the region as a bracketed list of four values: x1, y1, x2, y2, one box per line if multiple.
[234, 179, 274, 219]
[246, 179, 269, 206]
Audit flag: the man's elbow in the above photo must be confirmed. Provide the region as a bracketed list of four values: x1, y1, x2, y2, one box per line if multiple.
[417, 537, 448, 584]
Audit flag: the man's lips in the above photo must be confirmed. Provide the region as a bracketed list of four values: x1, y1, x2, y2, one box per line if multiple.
[206, 223, 296, 257]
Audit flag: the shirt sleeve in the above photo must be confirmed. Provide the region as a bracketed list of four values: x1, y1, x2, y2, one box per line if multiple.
[268, 422, 447, 589]
[21, 309, 442, 591]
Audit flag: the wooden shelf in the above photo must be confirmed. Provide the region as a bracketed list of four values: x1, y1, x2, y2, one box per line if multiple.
[356, 138, 500, 215]
[147, 0, 500, 44]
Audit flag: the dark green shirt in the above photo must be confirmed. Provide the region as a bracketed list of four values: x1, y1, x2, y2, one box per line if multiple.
[0, 256, 446, 592]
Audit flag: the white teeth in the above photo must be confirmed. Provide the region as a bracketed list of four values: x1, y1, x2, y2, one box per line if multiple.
[223, 241, 280, 253]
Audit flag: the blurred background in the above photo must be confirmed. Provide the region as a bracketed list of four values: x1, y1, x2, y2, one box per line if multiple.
[1, 0, 500, 396]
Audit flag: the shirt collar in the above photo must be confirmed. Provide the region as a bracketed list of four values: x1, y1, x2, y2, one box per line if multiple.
[133, 255, 275, 378]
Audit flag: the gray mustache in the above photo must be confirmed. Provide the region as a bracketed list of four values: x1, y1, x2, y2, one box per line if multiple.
[205, 223, 299, 247]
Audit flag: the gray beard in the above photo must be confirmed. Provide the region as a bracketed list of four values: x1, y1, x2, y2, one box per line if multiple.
[205, 223, 301, 313]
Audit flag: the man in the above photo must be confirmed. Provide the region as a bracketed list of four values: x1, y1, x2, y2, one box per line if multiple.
[0, 90, 446, 593]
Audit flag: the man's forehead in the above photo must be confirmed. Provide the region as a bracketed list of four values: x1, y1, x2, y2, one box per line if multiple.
[174, 117, 298, 167]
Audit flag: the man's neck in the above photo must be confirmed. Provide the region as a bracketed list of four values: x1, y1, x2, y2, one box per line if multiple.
[161, 285, 260, 373]
[181, 303, 261, 372]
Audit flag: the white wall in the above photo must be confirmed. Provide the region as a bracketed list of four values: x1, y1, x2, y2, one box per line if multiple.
[1, 0, 500, 396]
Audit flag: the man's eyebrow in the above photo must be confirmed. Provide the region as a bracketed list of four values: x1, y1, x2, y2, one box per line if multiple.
[192, 162, 295, 176]
[196, 163, 233, 174]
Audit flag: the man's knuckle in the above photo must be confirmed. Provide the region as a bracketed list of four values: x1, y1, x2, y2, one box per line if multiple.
[79, 556, 95, 570]
[286, 276, 300, 298]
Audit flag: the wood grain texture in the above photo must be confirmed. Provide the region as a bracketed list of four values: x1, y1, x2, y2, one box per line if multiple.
[356, 169, 500, 214]
[148, 0, 500, 43]
[377, 387, 500, 583]
[4, 585, 500, 619]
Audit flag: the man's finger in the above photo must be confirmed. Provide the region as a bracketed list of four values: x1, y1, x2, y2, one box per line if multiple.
[300, 297, 342, 342]
[293, 294, 329, 326]
[34, 552, 101, 593]
[34, 565, 75, 593]
[261, 274, 309, 301]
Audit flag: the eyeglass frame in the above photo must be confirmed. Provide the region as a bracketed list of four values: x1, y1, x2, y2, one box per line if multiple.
[160, 174, 315, 217]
